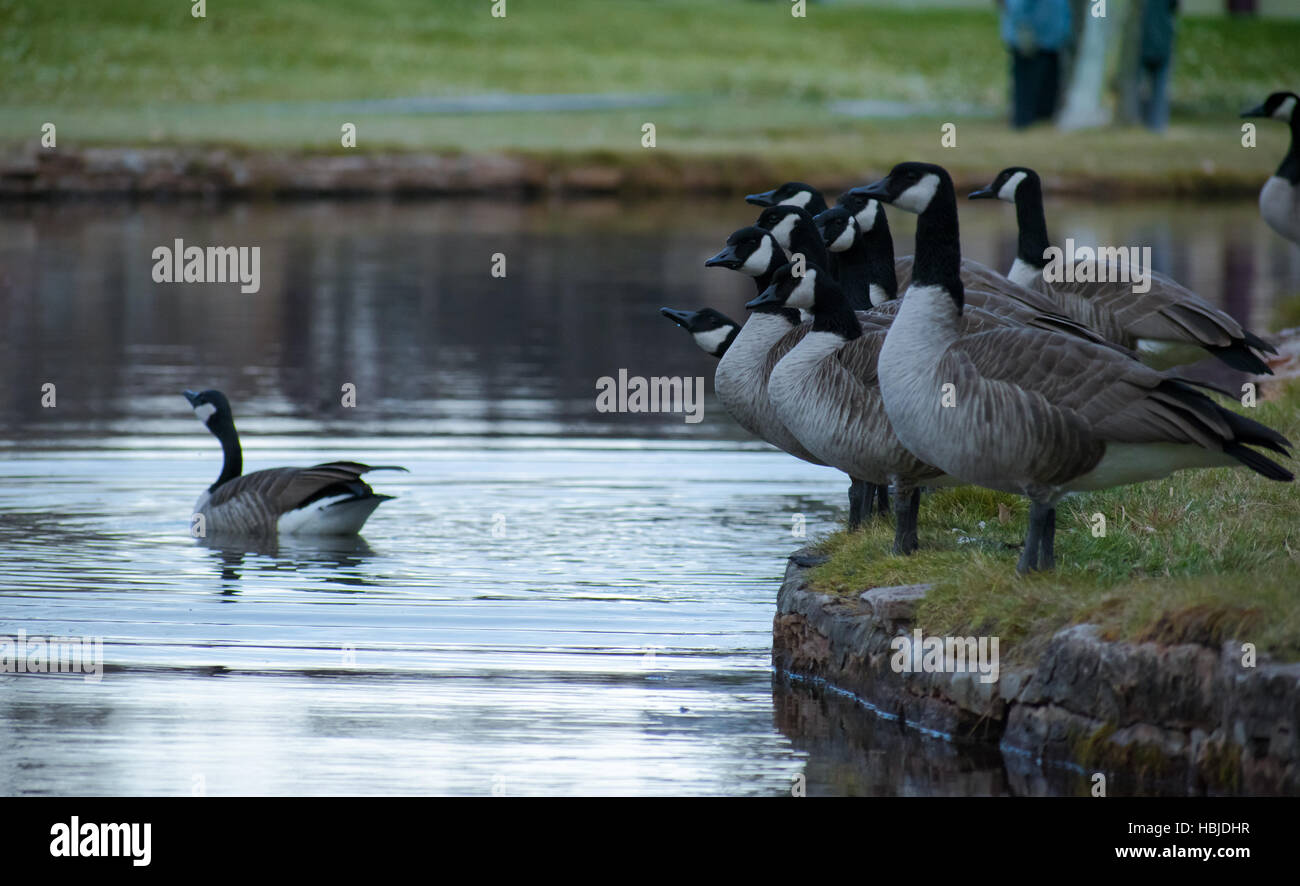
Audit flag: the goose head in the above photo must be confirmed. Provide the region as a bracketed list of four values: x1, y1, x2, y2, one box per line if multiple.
[747, 262, 859, 339]
[659, 307, 741, 357]
[754, 204, 818, 253]
[813, 206, 859, 253]
[836, 191, 885, 233]
[184, 389, 234, 434]
[968, 166, 1037, 204]
[1242, 92, 1299, 124]
[704, 226, 779, 277]
[746, 262, 829, 314]
[851, 162, 951, 216]
[745, 181, 825, 213]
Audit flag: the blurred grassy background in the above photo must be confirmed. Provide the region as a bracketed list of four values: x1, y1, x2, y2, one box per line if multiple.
[1, 0, 1298, 187]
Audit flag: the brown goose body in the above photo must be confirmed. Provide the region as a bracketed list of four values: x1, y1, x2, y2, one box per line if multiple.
[195, 461, 398, 536]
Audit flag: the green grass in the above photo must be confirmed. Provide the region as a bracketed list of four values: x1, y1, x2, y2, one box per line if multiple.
[806, 379, 1300, 662]
[2, 1, 1298, 189]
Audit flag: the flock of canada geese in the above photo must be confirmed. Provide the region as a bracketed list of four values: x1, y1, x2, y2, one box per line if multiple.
[660, 91, 1299, 574]
[182, 91, 1299, 575]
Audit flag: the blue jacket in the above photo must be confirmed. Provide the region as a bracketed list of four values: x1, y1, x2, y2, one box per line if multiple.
[1001, 0, 1073, 53]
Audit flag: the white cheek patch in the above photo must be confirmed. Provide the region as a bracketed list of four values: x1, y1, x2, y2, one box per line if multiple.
[788, 270, 818, 309]
[741, 236, 773, 276]
[855, 200, 878, 232]
[895, 174, 940, 214]
[1275, 96, 1297, 121]
[192, 403, 217, 423]
[769, 213, 799, 249]
[692, 325, 735, 354]
[828, 221, 856, 252]
[779, 190, 813, 209]
[998, 171, 1027, 203]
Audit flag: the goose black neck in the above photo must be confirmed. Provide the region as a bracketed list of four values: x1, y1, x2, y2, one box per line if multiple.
[912, 180, 965, 312]
[834, 221, 898, 310]
[1014, 174, 1051, 268]
[210, 418, 243, 491]
[811, 283, 863, 341]
[1278, 114, 1300, 183]
[862, 211, 898, 302]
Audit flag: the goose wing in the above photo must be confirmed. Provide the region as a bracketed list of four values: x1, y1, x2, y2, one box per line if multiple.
[945, 328, 1291, 462]
[1045, 273, 1239, 345]
[208, 462, 405, 515]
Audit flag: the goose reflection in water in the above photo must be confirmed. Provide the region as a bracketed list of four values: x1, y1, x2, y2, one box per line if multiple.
[197, 534, 377, 593]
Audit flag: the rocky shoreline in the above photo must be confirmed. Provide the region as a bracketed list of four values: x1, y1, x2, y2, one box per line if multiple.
[773, 549, 1300, 796]
[0, 144, 1268, 201]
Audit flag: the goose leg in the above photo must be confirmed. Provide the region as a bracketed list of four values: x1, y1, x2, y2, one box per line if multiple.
[1017, 501, 1051, 574]
[892, 485, 921, 555]
[847, 478, 867, 530]
[1038, 507, 1057, 571]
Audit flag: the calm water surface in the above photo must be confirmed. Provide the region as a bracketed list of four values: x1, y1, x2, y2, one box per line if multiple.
[0, 198, 1295, 796]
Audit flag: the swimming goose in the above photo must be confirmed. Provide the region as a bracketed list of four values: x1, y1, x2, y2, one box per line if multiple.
[747, 262, 951, 554]
[746, 182, 828, 214]
[968, 166, 1277, 373]
[858, 162, 1293, 573]
[184, 390, 405, 536]
[1242, 92, 1300, 245]
[703, 231, 888, 526]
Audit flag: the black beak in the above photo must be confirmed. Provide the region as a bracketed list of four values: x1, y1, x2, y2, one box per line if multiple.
[705, 245, 742, 268]
[659, 307, 695, 329]
[183, 390, 201, 406]
[968, 185, 997, 200]
[745, 285, 782, 310]
[1241, 103, 1268, 118]
[851, 180, 891, 202]
[745, 189, 777, 207]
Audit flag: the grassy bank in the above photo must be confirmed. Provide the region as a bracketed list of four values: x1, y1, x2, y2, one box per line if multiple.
[807, 379, 1300, 662]
[2, 1, 1298, 190]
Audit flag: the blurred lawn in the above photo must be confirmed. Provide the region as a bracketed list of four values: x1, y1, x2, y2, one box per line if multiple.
[1, 0, 1298, 187]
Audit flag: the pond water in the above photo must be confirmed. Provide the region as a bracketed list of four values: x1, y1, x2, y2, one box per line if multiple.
[0, 197, 1296, 796]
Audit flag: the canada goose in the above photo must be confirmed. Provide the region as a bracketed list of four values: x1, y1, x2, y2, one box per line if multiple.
[703, 231, 888, 525]
[813, 204, 894, 309]
[968, 166, 1277, 374]
[1241, 92, 1300, 246]
[183, 390, 405, 536]
[747, 262, 951, 554]
[658, 307, 741, 358]
[746, 182, 828, 214]
[858, 162, 1292, 573]
[754, 203, 839, 284]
